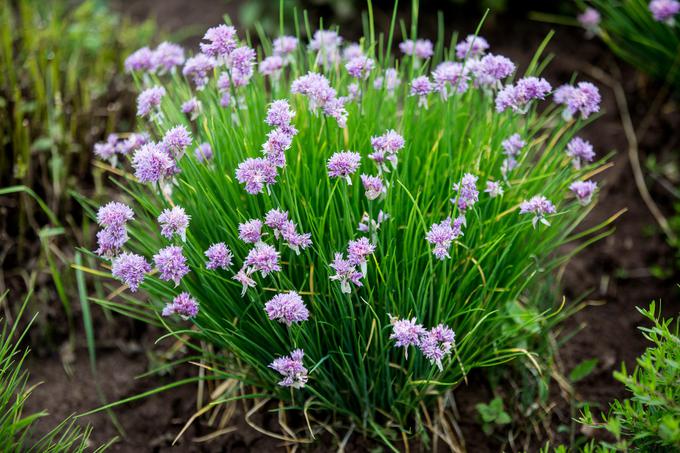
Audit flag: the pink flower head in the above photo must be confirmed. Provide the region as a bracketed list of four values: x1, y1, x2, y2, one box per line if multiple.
[112, 252, 151, 292]
[238, 219, 264, 244]
[153, 245, 190, 286]
[158, 206, 190, 241]
[132, 143, 174, 183]
[360, 174, 386, 200]
[484, 180, 504, 198]
[266, 100, 295, 128]
[137, 86, 165, 117]
[455, 35, 489, 60]
[410, 76, 433, 108]
[200, 24, 238, 58]
[244, 243, 281, 277]
[329, 252, 364, 293]
[519, 195, 557, 227]
[269, 349, 308, 388]
[426, 216, 464, 260]
[389, 317, 426, 359]
[235, 157, 278, 195]
[97, 202, 134, 229]
[566, 137, 596, 169]
[152, 42, 185, 73]
[273, 36, 298, 57]
[125, 47, 154, 73]
[470, 54, 516, 88]
[419, 324, 455, 371]
[650, 0, 680, 23]
[452, 173, 479, 212]
[204, 242, 233, 270]
[265, 291, 309, 326]
[182, 54, 216, 90]
[162, 292, 199, 319]
[496, 77, 552, 114]
[433, 62, 470, 98]
[569, 180, 598, 206]
[345, 56, 374, 79]
[327, 151, 361, 183]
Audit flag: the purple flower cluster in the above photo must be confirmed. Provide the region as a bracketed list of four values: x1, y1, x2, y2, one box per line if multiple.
[578, 8, 601, 36]
[269, 349, 308, 388]
[259, 55, 284, 78]
[158, 205, 190, 241]
[360, 174, 386, 200]
[160, 125, 192, 158]
[554, 82, 601, 120]
[433, 62, 470, 99]
[228, 46, 256, 87]
[345, 56, 374, 79]
[204, 242, 233, 270]
[484, 180, 504, 198]
[329, 252, 364, 294]
[451, 173, 479, 212]
[238, 219, 264, 244]
[389, 316, 456, 370]
[358, 210, 389, 234]
[96, 202, 134, 257]
[389, 317, 426, 358]
[410, 76, 433, 108]
[569, 180, 598, 206]
[244, 243, 281, 277]
[501, 133, 525, 177]
[470, 54, 516, 89]
[182, 53, 216, 90]
[308, 30, 342, 68]
[327, 151, 361, 183]
[496, 77, 552, 114]
[117, 133, 150, 156]
[125, 42, 185, 74]
[153, 245, 190, 286]
[399, 39, 434, 59]
[519, 195, 557, 227]
[235, 158, 278, 195]
[200, 25, 238, 59]
[132, 143, 174, 183]
[343, 43, 363, 61]
[162, 292, 199, 319]
[112, 252, 150, 292]
[369, 130, 405, 172]
[566, 137, 596, 169]
[182, 97, 201, 121]
[426, 216, 464, 260]
[650, 0, 680, 23]
[263, 209, 312, 254]
[265, 291, 309, 326]
[137, 86, 165, 117]
[93, 134, 119, 161]
[291, 72, 347, 127]
[273, 36, 298, 58]
[455, 35, 489, 60]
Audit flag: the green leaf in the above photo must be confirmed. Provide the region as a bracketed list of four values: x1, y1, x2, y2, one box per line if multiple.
[569, 358, 599, 383]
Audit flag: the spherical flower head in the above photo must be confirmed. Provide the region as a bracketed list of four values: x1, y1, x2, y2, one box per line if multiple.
[269, 349, 308, 388]
[578, 7, 601, 31]
[200, 24, 238, 58]
[410, 75, 433, 107]
[567, 82, 601, 119]
[117, 133, 150, 156]
[452, 173, 479, 212]
[262, 129, 293, 167]
[160, 125, 192, 158]
[265, 292, 309, 326]
[266, 100, 295, 128]
[153, 245, 189, 286]
[96, 226, 128, 258]
[389, 317, 426, 358]
[112, 252, 150, 292]
[329, 252, 364, 293]
[235, 157, 278, 195]
[520, 195, 557, 227]
[204, 242, 233, 270]
[273, 35, 298, 57]
[419, 324, 455, 371]
[152, 42, 185, 73]
[433, 62, 470, 98]
[97, 202, 134, 228]
[182, 54, 216, 90]
[244, 243, 281, 277]
[566, 137, 596, 169]
[347, 237, 375, 266]
[455, 35, 489, 60]
[360, 174, 386, 200]
[93, 134, 119, 161]
[291, 72, 335, 109]
[345, 56, 374, 79]
[182, 97, 201, 120]
[158, 206, 190, 241]
[496, 77, 552, 114]
[569, 180, 598, 206]
[471, 54, 516, 88]
[484, 180, 504, 198]
[399, 40, 415, 55]
[132, 143, 174, 183]
[194, 143, 213, 163]
[553, 84, 576, 105]
[650, 0, 680, 23]
[426, 217, 464, 260]
[342, 43, 364, 61]
[238, 219, 264, 244]
[265, 209, 289, 236]
[125, 47, 154, 72]
[137, 86, 165, 117]
[414, 39, 434, 59]
[229, 46, 256, 80]
[371, 130, 405, 156]
[502, 133, 525, 157]
[162, 292, 199, 319]
[327, 151, 361, 182]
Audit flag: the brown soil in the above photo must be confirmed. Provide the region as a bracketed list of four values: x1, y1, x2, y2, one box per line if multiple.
[20, 2, 680, 452]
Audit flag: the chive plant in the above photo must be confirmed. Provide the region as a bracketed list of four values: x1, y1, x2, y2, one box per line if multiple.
[82, 9, 613, 446]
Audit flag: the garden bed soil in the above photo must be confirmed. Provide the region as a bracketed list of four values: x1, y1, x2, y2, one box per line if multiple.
[21, 2, 680, 452]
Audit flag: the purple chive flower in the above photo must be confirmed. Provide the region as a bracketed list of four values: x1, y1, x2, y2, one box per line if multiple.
[117, 133, 149, 156]
[111, 252, 150, 292]
[650, 0, 680, 23]
[345, 56, 374, 79]
[400, 39, 434, 59]
[343, 43, 364, 61]
[496, 77, 552, 114]
[566, 137, 596, 169]
[233, 268, 257, 295]
[265, 209, 289, 237]
[153, 245, 190, 286]
[273, 36, 298, 57]
[410, 76, 433, 108]
[266, 100, 295, 128]
[194, 143, 213, 162]
[389, 317, 426, 359]
[132, 143, 174, 183]
[160, 125, 192, 158]
[373, 68, 401, 95]
[519, 195, 557, 227]
[137, 86, 165, 117]
[279, 221, 312, 254]
[182, 97, 201, 120]
[97, 202, 134, 228]
[433, 62, 470, 98]
[152, 42, 185, 73]
[554, 82, 601, 120]
[347, 237, 375, 273]
[125, 47, 154, 72]
[291, 72, 348, 127]
[158, 206, 190, 241]
[238, 219, 264, 244]
[322, 97, 348, 128]
[244, 243, 281, 277]
[95, 226, 127, 258]
[204, 242, 233, 270]
[229, 46, 256, 86]
[470, 54, 516, 88]
[200, 24, 238, 58]
[501, 157, 518, 178]
[485, 180, 504, 198]
[578, 8, 601, 36]
[370, 130, 404, 171]
[235, 157, 278, 195]
[419, 324, 455, 371]
[309, 30, 342, 68]
[455, 35, 489, 60]
[269, 349, 308, 388]
[358, 210, 389, 233]
[265, 292, 309, 326]
[452, 173, 479, 212]
[329, 252, 364, 293]
[426, 216, 464, 260]
[570, 180, 598, 206]
[162, 292, 199, 319]
[327, 151, 361, 183]
[361, 174, 386, 200]
[94, 134, 119, 161]
[502, 134, 525, 157]
[263, 129, 293, 167]
[182, 53, 216, 90]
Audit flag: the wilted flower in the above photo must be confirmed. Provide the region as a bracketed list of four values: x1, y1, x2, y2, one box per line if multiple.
[94, 134, 119, 161]
[649, 0, 680, 24]
[158, 206, 190, 241]
[200, 24, 238, 58]
[345, 56, 374, 79]
[578, 8, 601, 37]
[357, 210, 389, 233]
[433, 62, 470, 98]
[153, 245, 190, 286]
[182, 53, 216, 90]
[389, 317, 426, 359]
[194, 143, 213, 162]
[181, 97, 201, 120]
[132, 143, 174, 183]
[519, 195, 557, 227]
[419, 324, 455, 371]
[204, 242, 233, 270]
[244, 243, 281, 277]
[111, 252, 150, 292]
[426, 216, 464, 260]
[452, 173, 479, 212]
[162, 292, 199, 319]
[265, 292, 309, 326]
[327, 151, 361, 183]
[235, 157, 278, 195]
[239, 219, 264, 244]
[455, 35, 489, 59]
[329, 252, 364, 293]
[496, 77, 552, 114]
[125, 47, 154, 72]
[410, 76, 433, 108]
[360, 174, 386, 200]
[566, 137, 596, 169]
[269, 349, 308, 388]
[152, 42, 185, 73]
[137, 86, 165, 117]
[569, 180, 598, 206]
[484, 180, 504, 198]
